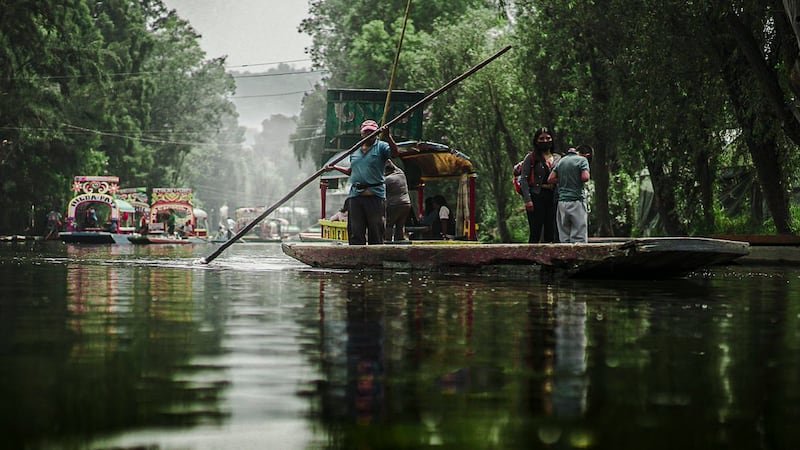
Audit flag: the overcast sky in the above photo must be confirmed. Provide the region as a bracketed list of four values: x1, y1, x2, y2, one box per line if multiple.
[162, 0, 313, 69]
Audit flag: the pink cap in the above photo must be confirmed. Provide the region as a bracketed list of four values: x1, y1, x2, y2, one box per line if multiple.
[360, 120, 379, 133]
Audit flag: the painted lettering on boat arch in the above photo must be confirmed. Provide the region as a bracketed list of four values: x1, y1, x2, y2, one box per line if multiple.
[68, 194, 115, 210]
[67, 194, 120, 221]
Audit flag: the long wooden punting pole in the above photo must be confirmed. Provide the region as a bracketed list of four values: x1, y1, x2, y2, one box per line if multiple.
[199, 44, 512, 264]
[380, 0, 413, 127]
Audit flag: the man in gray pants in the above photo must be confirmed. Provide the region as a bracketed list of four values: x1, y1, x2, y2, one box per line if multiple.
[547, 147, 591, 243]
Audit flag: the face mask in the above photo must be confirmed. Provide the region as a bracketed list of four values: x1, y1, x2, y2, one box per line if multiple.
[535, 141, 553, 152]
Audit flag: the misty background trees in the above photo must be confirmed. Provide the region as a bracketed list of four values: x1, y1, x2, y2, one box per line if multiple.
[1, 0, 322, 233]
[3, 0, 800, 240]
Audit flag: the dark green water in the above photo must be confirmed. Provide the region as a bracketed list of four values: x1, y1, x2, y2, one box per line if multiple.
[1, 241, 798, 449]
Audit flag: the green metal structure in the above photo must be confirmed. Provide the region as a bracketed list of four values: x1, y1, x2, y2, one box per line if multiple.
[324, 89, 425, 152]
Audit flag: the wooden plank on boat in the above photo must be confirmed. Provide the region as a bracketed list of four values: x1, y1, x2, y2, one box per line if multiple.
[59, 231, 124, 244]
[734, 246, 800, 265]
[281, 237, 749, 278]
[128, 234, 201, 244]
[710, 234, 800, 246]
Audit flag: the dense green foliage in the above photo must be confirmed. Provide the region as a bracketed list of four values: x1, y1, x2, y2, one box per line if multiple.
[295, 0, 800, 241]
[4, 1, 800, 239]
[0, 0, 239, 233]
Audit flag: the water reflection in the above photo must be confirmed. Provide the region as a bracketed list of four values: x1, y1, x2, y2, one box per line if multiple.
[1, 244, 230, 449]
[305, 273, 594, 448]
[523, 283, 592, 447]
[301, 271, 800, 449]
[2, 243, 800, 449]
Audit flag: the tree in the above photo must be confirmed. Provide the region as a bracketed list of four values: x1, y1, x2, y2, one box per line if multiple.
[407, 8, 519, 241]
[0, 0, 105, 232]
[706, 1, 799, 233]
[139, 4, 238, 188]
[0, 0, 242, 234]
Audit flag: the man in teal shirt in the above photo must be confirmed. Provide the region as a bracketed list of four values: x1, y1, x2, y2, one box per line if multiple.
[547, 147, 591, 243]
[325, 119, 398, 245]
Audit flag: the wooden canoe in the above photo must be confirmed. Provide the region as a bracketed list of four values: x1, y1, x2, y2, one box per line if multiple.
[128, 234, 206, 245]
[60, 231, 130, 244]
[710, 234, 800, 264]
[710, 234, 800, 246]
[282, 237, 749, 278]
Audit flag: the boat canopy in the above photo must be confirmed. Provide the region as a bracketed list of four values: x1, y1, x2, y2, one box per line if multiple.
[316, 141, 478, 239]
[321, 140, 474, 188]
[117, 187, 149, 214]
[396, 141, 474, 186]
[115, 198, 136, 213]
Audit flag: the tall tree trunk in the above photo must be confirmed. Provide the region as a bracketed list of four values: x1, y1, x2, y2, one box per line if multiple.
[590, 138, 613, 237]
[785, 0, 800, 50]
[696, 147, 715, 232]
[780, 0, 800, 101]
[645, 159, 686, 235]
[751, 179, 764, 228]
[488, 85, 514, 242]
[743, 133, 793, 233]
[705, 7, 795, 233]
[724, 7, 800, 144]
[584, 33, 614, 237]
[720, 64, 794, 233]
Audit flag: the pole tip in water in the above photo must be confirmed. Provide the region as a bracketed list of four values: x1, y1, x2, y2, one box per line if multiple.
[194, 257, 208, 265]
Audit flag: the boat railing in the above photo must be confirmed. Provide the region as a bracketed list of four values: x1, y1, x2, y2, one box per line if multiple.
[319, 219, 348, 241]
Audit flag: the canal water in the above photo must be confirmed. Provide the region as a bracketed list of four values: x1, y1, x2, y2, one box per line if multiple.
[1, 241, 798, 449]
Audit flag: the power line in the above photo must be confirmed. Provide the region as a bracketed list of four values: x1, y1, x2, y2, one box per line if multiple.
[224, 59, 312, 69]
[289, 135, 325, 143]
[60, 124, 243, 147]
[14, 67, 326, 81]
[3, 123, 315, 139]
[230, 90, 311, 99]
[230, 69, 327, 79]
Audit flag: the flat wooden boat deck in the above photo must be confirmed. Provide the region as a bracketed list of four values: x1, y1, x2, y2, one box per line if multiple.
[59, 231, 130, 244]
[711, 234, 800, 264]
[128, 234, 193, 245]
[128, 234, 201, 244]
[282, 237, 749, 278]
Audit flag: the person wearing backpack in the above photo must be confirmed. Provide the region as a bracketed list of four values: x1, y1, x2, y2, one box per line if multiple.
[518, 127, 560, 243]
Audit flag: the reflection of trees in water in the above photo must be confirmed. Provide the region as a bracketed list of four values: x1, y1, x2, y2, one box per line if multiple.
[2, 257, 228, 446]
[297, 271, 800, 449]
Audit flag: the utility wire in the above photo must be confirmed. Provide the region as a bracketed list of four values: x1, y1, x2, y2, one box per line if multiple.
[61, 124, 242, 147]
[224, 59, 312, 69]
[15, 67, 325, 81]
[231, 69, 327, 78]
[3, 123, 318, 138]
[230, 90, 311, 99]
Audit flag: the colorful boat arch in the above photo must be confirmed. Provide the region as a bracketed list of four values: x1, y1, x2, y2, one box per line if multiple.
[64, 176, 131, 232]
[149, 188, 195, 230]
